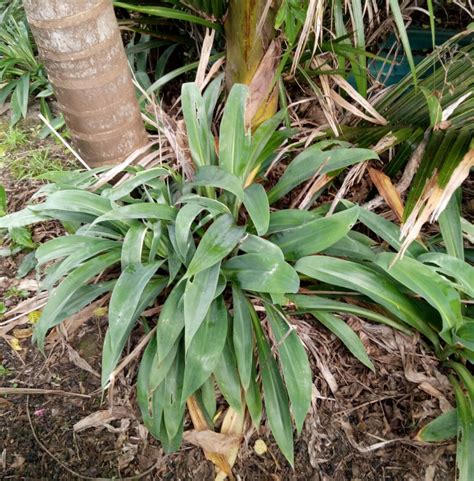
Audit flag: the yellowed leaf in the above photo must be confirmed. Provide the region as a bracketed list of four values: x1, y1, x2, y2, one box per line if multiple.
[12, 327, 32, 339]
[9, 338, 22, 351]
[368, 167, 405, 221]
[254, 439, 268, 455]
[27, 310, 41, 324]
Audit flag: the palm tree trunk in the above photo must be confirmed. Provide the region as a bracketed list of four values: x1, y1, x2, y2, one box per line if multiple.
[225, 0, 281, 127]
[22, 0, 148, 167]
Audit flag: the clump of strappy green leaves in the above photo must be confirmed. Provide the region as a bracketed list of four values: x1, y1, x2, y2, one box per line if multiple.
[0, 81, 379, 464]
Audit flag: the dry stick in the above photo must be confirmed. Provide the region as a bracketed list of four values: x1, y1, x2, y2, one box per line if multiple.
[38, 113, 93, 173]
[0, 387, 90, 398]
[26, 397, 159, 481]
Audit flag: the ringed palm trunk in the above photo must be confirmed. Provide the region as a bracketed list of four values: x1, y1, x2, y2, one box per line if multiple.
[22, 0, 148, 167]
[225, 0, 281, 127]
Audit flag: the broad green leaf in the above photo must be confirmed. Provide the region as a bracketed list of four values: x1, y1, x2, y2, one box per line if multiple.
[114, 2, 220, 30]
[199, 376, 217, 422]
[252, 310, 294, 466]
[244, 358, 263, 428]
[32, 190, 112, 216]
[203, 74, 223, 126]
[232, 285, 255, 389]
[239, 234, 284, 260]
[454, 323, 474, 352]
[190, 165, 245, 201]
[309, 311, 375, 371]
[156, 281, 186, 363]
[438, 191, 464, 260]
[450, 375, 474, 481]
[137, 336, 160, 437]
[418, 253, 474, 298]
[102, 277, 167, 387]
[267, 209, 319, 234]
[420, 87, 442, 128]
[376, 253, 463, 340]
[417, 409, 457, 442]
[272, 207, 359, 260]
[219, 84, 249, 178]
[162, 346, 186, 440]
[352, 204, 426, 257]
[0, 207, 49, 229]
[121, 223, 147, 269]
[108, 262, 162, 348]
[9, 227, 35, 249]
[12, 73, 29, 121]
[184, 262, 221, 350]
[268, 147, 378, 203]
[214, 336, 243, 414]
[94, 203, 176, 224]
[179, 194, 231, 215]
[186, 214, 244, 277]
[223, 254, 299, 294]
[33, 251, 121, 349]
[182, 297, 228, 401]
[0, 185, 6, 217]
[41, 245, 121, 291]
[104, 167, 170, 201]
[288, 294, 410, 334]
[295, 256, 439, 347]
[181, 83, 216, 167]
[149, 341, 179, 392]
[323, 234, 375, 261]
[175, 203, 206, 260]
[245, 112, 285, 178]
[243, 184, 270, 236]
[266, 305, 312, 433]
[36, 236, 119, 266]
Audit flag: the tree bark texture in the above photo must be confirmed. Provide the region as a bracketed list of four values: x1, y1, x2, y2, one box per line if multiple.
[225, 0, 281, 127]
[23, 0, 148, 167]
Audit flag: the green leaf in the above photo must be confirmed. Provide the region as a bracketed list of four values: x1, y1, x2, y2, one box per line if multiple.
[182, 297, 228, 401]
[108, 262, 162, 348]
[239, 234, 284, 260]
[266, 305, 312, 433]
[186, 214, 244, 277]
[232, 285, 255, 390]
[149, 341, 179, 392]
[420, 87, 442, 128]
[175, 203, 206, 260]
[375, 253, 463, 340]
[244, 358, 263, 428]
[417, 409, 458, 442]
[190, 166, 245, 201]
[418, 252, 474, 298]
[102, 277, 166, 387]
[162, 346, 186, 440]
[9, 227, 35, 249]
[223, 254, 299, 294]
[121, 223, 147, 269]
[252, 310, 294, 466]
[449, 375, 474, 481]
[105, 168, 170, 201]
[94, 203, 176, 224]
[11, 74, 29, 121]
[267, 209, 319, 234]
[32, 190, 112, 217]
[218, 84, 249, 179]
[114, 2, 220, 30]
[33, 251, 121, 350]
[156, 282, 186, 363]
[454, 323, 474, 352]
[268, 147, 378, 203]
[288, 294, 410, 334]
[243, 184, 270, 236]
[0, 207, 49, 229]
[388, 0, 417, 86]
[184, 262, 221, 350]
[0, 185, 6, 217]
[36, 236, 119, 266]
[438, 191, 464, 260]
[214, 335, 243, 414]
[309, 311, 375, 371]
[295, 256, 439, 347]
[272, 207, 359, 260]
[181, 83, 216, 167]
